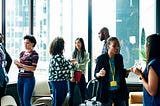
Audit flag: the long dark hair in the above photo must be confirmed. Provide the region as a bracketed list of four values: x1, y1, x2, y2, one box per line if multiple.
[146, 33, 160, 64]
[73, 37, 86, 60]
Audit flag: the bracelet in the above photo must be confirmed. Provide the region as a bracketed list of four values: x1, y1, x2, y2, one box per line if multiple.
[139, 75, 143, 80]
[139, 76, 142, 80]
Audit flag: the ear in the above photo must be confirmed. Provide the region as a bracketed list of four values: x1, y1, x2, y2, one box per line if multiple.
[31, 43, 35, 47]
[107, 44, 109, 49]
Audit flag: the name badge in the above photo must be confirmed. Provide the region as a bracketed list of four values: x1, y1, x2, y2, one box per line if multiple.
[20, 68, 24, 73]
[110, 81, 117, 86]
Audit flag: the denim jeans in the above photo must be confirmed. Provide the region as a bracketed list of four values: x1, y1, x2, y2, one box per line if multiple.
[49, 80, 68, 106]
[17, 77, 35, 106]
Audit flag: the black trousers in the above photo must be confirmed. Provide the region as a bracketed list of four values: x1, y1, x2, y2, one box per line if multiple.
[68, 74, 86, 106]
[0, 82, 7, 99]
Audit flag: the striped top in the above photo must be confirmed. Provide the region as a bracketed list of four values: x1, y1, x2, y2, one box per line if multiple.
[18, 50, 39, 78]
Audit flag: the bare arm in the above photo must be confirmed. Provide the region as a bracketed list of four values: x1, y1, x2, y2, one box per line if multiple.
[132, 66, 158, 96]
[14, 60, 36, 72]
[142, 66, 158, 96]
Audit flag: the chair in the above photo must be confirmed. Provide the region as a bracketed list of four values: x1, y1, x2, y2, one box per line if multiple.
[86, 79, 99, 100]
[32, 80, 52, 106]
[1, 95, 17, 106]
[129, 92, 143, 106]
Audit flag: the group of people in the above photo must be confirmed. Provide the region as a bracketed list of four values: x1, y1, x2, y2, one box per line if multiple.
[95, 27, 160, 106]
[0, 26, 160, 106]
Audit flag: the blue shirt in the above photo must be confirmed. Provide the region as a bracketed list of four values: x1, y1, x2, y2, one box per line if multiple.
[143, 58, 160, 106]
[101, 40, 108, 54]
[108, 57, 120, 90]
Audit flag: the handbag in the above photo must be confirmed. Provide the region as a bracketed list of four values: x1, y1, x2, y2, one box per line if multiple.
[74, 70, 82, 82]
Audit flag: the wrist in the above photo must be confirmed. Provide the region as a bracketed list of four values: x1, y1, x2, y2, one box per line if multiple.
[139, 74, 143, 80]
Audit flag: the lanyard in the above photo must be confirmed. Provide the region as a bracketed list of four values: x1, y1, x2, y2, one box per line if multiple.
[109, 60, 115, 81]
[78, 53, 81, 63]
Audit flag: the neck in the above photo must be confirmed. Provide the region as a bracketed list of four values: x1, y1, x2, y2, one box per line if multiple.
[108, 52, 115, 58]
[77, 49, 81, 53]
[26, 49, 32, 53]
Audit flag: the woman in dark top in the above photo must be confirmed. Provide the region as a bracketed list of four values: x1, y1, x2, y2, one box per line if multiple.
[14, 35, 39, 106]
[94, 37, 130, 106]
[132, 34, 160, 106]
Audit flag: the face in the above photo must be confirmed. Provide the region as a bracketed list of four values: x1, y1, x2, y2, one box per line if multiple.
[24, 39, 34, 50]
[75, 40, 82, 51]
[98, 32, 105, 41]
[0, 34, 4, 43]
[107, 40, 120, 55]
[145, 42, 149, 57]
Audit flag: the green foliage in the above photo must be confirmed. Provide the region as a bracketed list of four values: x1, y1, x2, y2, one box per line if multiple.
[140, 49, 146, 62]
[141, 28, 145, 45]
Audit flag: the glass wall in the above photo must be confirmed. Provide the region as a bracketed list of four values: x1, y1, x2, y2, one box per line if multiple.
[92, 0, 156, 83]
[3, 0, 156, 83]
[5, 0, 88, 82]
[5, 0, 30, 82]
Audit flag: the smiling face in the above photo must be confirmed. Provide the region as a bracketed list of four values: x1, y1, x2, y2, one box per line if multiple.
[0, 34, 4, 43]
[75, 39, 82, 51]
[24, 39, 34, 51]
[107, 38, 120, 57]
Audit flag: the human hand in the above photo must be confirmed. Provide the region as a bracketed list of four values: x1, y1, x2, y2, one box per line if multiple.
[70, 58, 78, 63]
[14, 59, 19, 65]
[97, 68, 106, 77]
[70, 77, 76, 82]
[14, 59, 22, 68]
[132, 67, 142, 76]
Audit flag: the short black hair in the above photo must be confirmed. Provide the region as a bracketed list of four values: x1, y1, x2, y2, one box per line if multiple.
[24, 35, 37, 47]
[99, 27, 110, 37]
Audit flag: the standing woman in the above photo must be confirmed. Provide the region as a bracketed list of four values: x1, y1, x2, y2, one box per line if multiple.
[69, 37, 90, 106]
[14, 35, 39, 106]
[94, 37, 130, 106]
[48, 37, 73, 106]
[132, 34, 160, 106]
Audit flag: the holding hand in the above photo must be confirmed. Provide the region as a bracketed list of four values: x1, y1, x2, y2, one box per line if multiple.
[14, 59, 23, 68]
[131, 67, 143, 80]
[70, 58, 78, 63]
[96, 68, 106, 78]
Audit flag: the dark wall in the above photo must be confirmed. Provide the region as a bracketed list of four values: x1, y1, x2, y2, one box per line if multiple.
[6, 83, 20, 106]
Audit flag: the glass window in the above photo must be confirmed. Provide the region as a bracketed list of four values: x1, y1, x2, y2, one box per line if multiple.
[92, 0, 156, 83]
[0, 0, 2, 32]
[6, 0, 88, 82]
[5, 0, 156, 83]
[6, 0, 30, 82]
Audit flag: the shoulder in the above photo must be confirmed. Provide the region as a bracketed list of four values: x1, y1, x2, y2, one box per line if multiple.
[84, 52, 89, 56]
[31, 50, 39, 57]
[115, 53, 123, 59]
[97, 53, 108, 60]
[148, 58, 160, 72]
[32, 50, 38, 54]
[20, 51, 25, 56]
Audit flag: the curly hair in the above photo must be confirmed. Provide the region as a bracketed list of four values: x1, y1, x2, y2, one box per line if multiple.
[49, 37, 64, 56]
[24, 35, 37, 47]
